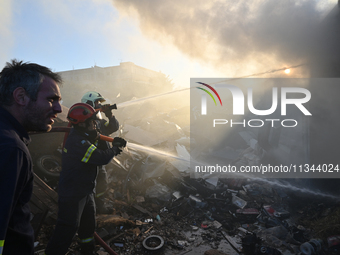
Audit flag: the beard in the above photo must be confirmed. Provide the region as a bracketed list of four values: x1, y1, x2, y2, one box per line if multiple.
[22, 101, 52, 132]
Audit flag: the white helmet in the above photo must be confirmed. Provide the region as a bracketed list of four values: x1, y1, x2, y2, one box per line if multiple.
[81, 91, 105, 108]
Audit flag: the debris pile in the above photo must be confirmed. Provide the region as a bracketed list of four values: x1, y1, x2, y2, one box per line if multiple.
[30, 100, 340, 255]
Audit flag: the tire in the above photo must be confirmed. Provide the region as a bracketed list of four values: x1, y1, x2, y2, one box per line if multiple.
[35, 155, 62, 179]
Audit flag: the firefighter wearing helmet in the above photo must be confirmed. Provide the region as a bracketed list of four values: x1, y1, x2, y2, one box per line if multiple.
[81, 91, 120, 214]
[45, 103, 126, 255]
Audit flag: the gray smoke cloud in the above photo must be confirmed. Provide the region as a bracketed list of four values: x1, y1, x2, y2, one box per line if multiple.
[111, 0, 337, 76]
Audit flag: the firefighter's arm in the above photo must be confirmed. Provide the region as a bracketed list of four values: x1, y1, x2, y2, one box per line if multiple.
[98, 117, 119, 135]
[68, 139, 122, 166]
[0, 148, 22, 252]
[99, 104, 119, 134]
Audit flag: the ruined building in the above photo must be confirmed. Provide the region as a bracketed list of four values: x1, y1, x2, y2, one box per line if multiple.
[57, 61, 174, 108]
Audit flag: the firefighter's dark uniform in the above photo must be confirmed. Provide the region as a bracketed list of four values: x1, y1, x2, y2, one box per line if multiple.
[0, 106, 34, 255]
[94, 116, 119, 212]
[45, 128, 120, 255]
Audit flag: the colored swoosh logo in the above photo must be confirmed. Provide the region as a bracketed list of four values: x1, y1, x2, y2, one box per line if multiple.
[196, 82, 223, 106]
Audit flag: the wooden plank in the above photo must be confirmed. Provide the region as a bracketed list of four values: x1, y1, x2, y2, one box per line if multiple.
[30, 173, 59, 223]
[33, 173, 58, 203]
[132, 204, 153, 217]
[220, 230, 242, 253]
[30, 192, 48, 211]
[29, 178, 53, 240]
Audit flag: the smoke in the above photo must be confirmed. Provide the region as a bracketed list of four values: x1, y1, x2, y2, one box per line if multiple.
[111, 0, 337, 77]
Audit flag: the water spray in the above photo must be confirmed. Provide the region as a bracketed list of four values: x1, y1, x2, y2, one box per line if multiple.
[98, 134, 186, 161]
[100, 133, 340, 201]
[116, 87, 190, 108]
[46, 127, 340, 201]
[49, 127, 187, 161]
[251, 177, 340, 201]
[110, 62, 306, 108]
[62, 63, 305, 112]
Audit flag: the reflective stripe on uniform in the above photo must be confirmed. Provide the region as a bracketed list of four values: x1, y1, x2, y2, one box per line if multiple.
[79, 237, 94, 243]
[0, 240, 4, 255]
[81, 144, 97, 163]
[63, 148, 67, 153]
[96, 191, 105, 198]
[104, 121, 109, 127]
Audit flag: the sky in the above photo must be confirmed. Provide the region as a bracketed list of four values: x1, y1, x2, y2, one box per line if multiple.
[0, 0, 338, 89]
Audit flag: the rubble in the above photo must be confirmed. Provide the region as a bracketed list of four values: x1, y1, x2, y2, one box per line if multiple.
[29, 97, 340, 255]
[33, 167, 340, 255]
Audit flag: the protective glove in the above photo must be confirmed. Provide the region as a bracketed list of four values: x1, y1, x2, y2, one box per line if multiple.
[112, 146, 122, 156]
[112, 137, 127, 148]
[101, 104, 113, 118]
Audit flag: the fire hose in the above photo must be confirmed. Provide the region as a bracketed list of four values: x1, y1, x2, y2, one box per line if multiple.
[50, 126, 117, 143]
[94, 232, 119, 255]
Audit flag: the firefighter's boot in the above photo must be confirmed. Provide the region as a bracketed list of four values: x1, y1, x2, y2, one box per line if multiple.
[79, 239, 96, 255]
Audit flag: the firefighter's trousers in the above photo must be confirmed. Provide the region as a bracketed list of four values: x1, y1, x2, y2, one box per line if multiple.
[45, 194, 96, 255]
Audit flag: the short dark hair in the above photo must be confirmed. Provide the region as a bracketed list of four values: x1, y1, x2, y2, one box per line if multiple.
[0, 59, 63, 106]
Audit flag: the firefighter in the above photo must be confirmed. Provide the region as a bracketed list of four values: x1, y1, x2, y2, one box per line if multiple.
[81, 91, 119, 214]
[45, 103, 126, 255]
